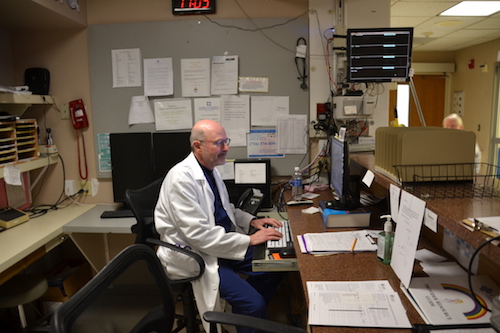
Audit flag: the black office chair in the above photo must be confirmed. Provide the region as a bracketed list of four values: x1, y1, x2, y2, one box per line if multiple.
[125, 178, 204, 333]
[49, 244, 307, 333]
[49, 244, 175, 333]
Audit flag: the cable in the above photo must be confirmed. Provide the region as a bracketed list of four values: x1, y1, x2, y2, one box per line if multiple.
[76, 130, 88, 180]
[467, 234, 500, 312]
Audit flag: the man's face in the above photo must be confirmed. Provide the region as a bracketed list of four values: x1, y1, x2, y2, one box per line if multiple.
[197, 131, 229, 170]
[443, 118, 463, 130]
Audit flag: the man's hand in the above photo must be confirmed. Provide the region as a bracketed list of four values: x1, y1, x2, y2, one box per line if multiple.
[250, 217, 282, 230]
[249, 217, 283, 246]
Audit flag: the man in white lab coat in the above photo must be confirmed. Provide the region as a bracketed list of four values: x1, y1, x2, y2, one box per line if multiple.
[155, 119, 284, 333]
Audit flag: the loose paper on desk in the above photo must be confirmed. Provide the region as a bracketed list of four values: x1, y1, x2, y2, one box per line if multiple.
[391, 190, 426, 289]
[404, 275, 499, 326]
[389, 183, 401, 223]
[307, 280, 411, 328]
[298, 230, 377, 254]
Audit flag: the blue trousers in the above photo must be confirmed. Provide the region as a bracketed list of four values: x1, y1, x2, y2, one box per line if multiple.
[218, 247, 283, 333]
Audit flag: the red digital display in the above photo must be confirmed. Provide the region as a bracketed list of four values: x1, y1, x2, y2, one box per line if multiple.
[172, 0, 215, 14]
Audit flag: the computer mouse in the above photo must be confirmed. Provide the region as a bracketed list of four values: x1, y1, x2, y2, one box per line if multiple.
[279, 246, 296, 258]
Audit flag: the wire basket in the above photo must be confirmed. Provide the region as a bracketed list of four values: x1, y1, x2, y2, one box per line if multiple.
[393, 163, 500, 199]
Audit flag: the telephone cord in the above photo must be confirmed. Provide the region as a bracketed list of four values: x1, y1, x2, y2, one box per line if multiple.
[76, 130, 88, 180]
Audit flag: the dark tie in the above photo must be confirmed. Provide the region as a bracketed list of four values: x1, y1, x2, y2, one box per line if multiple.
[201, 166, 234, 232]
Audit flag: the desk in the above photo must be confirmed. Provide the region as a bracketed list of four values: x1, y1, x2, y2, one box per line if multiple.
[288, 152, 500, 332]
[63, 205, 136, 273]
[0, 204, 95, 284]
[287, 190, 424, 333]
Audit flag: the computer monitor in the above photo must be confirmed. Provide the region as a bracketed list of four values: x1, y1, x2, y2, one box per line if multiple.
[346, 27, 414, 83]
[110, 131, 192, 205]
[224, 159, 273, 210]
[110, 133, 155, 204]
[329, 136, 359, 209]
[152, 132, 191, 180]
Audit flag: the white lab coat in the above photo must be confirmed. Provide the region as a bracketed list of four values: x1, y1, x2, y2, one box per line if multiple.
[154, 152, 255, 332]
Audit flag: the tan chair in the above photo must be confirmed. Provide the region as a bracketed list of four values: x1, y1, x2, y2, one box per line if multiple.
[0, 274, 48, 329]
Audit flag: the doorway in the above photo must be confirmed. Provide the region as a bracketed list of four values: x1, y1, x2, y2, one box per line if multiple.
[389, 74, 446, 127]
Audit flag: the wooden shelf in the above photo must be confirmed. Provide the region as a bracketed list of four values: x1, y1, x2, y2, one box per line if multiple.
[0, 156, 57, 178]
[0, 93, 54, 117]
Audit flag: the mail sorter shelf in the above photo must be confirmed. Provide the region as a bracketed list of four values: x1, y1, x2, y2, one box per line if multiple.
[394, 163, 500, 199]
[0, 120, 39, 166]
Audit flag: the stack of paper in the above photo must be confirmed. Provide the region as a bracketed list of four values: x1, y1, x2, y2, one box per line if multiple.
[307, 280, 411, 328]
[297, 230, 377, 254]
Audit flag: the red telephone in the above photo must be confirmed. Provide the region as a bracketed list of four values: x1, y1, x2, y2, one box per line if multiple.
[69, 99, 89, 129]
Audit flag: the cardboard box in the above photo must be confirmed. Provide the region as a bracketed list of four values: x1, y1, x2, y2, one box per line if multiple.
[42, 260, 92, 302]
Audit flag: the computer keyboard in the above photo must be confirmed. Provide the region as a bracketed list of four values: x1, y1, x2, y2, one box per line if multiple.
[100, 209, 135, 219]
[349, 143, 375, 152]
[266, 220, 293, 252]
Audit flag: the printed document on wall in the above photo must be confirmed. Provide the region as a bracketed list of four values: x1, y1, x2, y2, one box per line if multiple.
[129, 96, 154, 125]
[391, 190, 426, 289]
[251, 96, 289, 127]
[211, 55, 238, 95]
[112, 48, 141, 88]
[194, 97, 221, 123]
[220, 95, 249, 147]
[247, 129, 284, 159]
[277, 115, 307, 154]
[181, 58, 210, 97]
[154, 98, 193, 131]
[144, 58, 173, 96]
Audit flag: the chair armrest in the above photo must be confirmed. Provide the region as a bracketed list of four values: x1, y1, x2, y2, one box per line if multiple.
[146, 238, 205, 283]
[203, 311, 307, 333]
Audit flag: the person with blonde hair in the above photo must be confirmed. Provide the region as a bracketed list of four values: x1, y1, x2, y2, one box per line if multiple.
[443, 113, 481, 173]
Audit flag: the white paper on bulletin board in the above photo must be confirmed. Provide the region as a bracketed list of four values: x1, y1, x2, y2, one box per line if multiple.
[239, 77, 269, 92]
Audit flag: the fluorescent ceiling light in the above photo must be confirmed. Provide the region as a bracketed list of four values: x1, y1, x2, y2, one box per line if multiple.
[440, 1, 500, 16]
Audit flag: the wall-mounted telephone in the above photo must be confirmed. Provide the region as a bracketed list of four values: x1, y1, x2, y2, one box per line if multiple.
[69, 99, 89, 180]
[237, 188, 264, 216]
[69, 99, 89, 129]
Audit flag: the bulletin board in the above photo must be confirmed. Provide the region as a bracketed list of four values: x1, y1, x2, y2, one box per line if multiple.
[88, 17, 309, 177]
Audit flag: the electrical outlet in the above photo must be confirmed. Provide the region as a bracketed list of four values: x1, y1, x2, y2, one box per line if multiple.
[65, 180, 75, 196]
[80, 180, 92, 196]
[61, 103, 70, 120]
[80, 178, 99, 196]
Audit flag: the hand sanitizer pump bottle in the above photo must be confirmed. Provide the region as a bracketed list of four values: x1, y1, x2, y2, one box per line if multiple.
[377, 215, 394, 264]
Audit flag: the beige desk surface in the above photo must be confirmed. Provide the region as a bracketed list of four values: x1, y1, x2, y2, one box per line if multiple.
[0, 204, 95, 277]
[62, 204, 135, 234]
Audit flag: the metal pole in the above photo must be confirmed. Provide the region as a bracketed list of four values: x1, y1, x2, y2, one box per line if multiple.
[409, 76, 426, 127]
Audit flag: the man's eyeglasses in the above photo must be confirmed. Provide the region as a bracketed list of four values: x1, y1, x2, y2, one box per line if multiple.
[200, 138, 231, 147]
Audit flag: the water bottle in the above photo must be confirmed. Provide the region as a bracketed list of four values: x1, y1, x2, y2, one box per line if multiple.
[291, 167, 303, 200]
